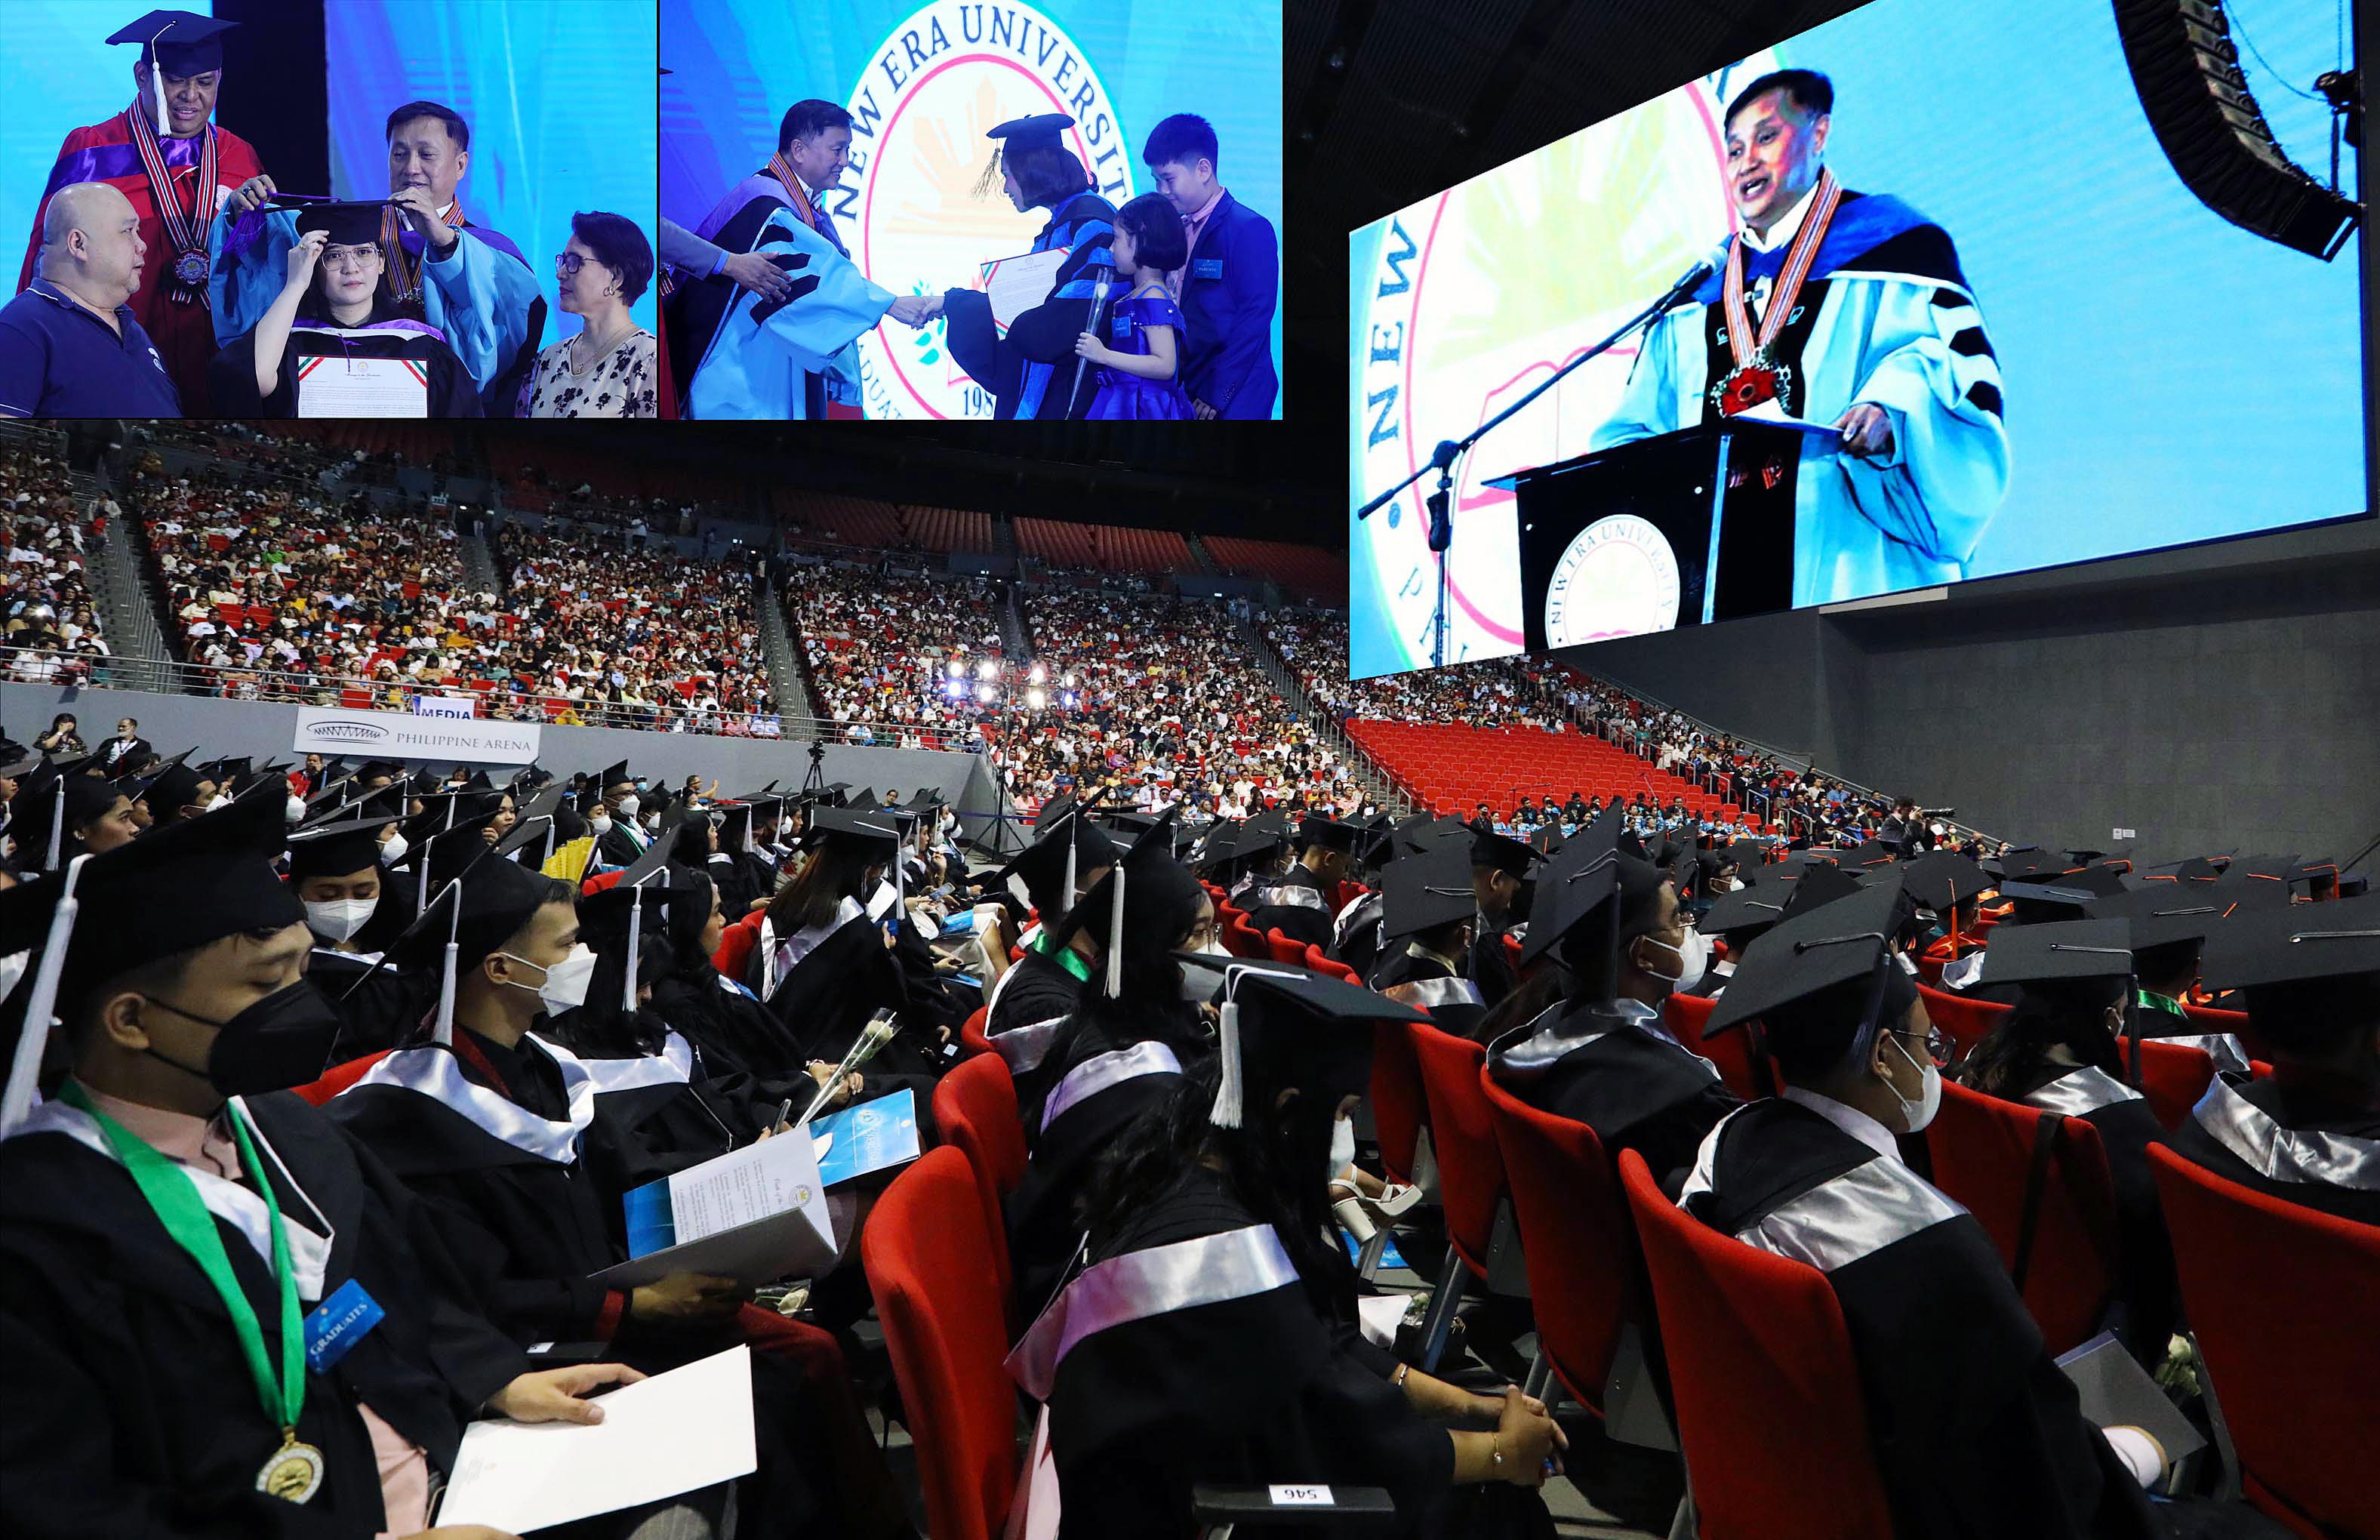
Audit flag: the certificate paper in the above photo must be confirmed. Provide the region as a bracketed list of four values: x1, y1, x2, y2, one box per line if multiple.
[296, 354, 431, 418]
[604, 1123, 838, 1289]
[436, 1346, 757, 1532]
[979, 248, 1070, 335]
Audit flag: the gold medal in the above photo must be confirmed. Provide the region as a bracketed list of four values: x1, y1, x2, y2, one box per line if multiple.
[256, 1428, 325, 1505]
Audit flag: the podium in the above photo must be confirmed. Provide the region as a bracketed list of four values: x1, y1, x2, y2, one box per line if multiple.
[1492, 418, 1820, 651]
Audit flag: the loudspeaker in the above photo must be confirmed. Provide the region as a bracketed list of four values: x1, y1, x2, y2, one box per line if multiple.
[2111, 0, 2360, 260]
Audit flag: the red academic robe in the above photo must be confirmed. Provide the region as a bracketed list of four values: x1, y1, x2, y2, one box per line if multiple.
[17, 108, 266, 416]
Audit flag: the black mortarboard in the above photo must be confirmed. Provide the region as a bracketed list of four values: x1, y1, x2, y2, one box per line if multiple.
[1899, 850, 1990, 914]
[284, 198, 396, 248]
[1842, 840, 1901, 870]
[1778, 861, 1865, 922]
[1295, 814, 1357, 856]
[1707, 880, 1907, 1040]
[614, 820, 687, 889]
[1697, 881, 1796, 940]
[17, 756, 125, 870]
[2081, 886, 2227, 953]
[1380, 845, 1479, 941]
[2200, 892, 2380, 992]
[1519, 808, 1630, 968]
[2055, 864, 2130, 899]
[1978, 918, 2135, 990]
[801, 807, 901, 860]
[1176, 953, 1427, 1129]
[1997, 849, 2073, 883]
[1470, 825, 1544, 880]
[1000, 800, 1118, 911]
[1997, 879, 2097, 920]
[2, 782, 300, 1132]
[987, 112, 1074, 156]
[1049, 806, 1204, 998]
[599, 760, 633, 791]
[106, 10, 237, 76]
[285, 815, 390, 881]
[494, 815, 557, 867]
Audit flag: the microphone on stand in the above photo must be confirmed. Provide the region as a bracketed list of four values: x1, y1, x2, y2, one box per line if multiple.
[1068, 275, 1114, 417]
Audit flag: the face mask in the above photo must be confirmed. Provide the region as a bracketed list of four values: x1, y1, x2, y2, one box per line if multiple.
[614, 796, 639, 820]
[590, 812, 613, 835]
[497, 943, 598, 1012]
[206, 793, 233, 812]
[1884, 1033, 1942, 1132]
[377, 830, 408, 867]
[305, 897, 377, 943]
[141, 979, 343, 1096]
[285, 796, 307, 826]
[1327, 1115, 1356, 1184]
[1636, 925, 1710, 993]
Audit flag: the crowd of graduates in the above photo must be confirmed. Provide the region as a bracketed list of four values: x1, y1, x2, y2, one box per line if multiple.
[0, 713, 2366, 1537]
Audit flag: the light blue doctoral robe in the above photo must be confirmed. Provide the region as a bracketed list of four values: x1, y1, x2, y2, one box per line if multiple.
[685, 209, 892, 420]
[208, 205, 540, 405]
[1590, 195, 2009, 608]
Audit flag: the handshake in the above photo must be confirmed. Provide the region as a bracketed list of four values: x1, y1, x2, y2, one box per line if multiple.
[886, 293, 944, 328]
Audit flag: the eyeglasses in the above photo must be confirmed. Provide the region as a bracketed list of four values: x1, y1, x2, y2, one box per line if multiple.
[1899, 1024, 1951, 1065]
[554, 253, 606, 277]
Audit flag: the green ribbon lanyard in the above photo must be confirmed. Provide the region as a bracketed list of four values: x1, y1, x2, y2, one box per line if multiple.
[2134, 987, 2190, 1019]
[1033, 931, 1094, 984]
[59, 1082, 305, 1437]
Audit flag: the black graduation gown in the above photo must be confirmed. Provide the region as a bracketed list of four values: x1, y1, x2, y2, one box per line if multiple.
[209, 316, 482, 418]
[308, 946, 430, 1064]
[2002, 1064, 2181, 1363]
[1489, 998, 1741, 1192]
[1038, 1169, 1550, 1539]
[707, 850, 763, 921]
[0, 1090, 526, 1538]
[987, 943, 1085, 1043]
[2166, 1073, 2380, 1227]
[648, 969, 809, 1080]
[1371, 948, 1489, 1042]
[1464, 922, 1522, 1012]
[762, 913, 945, 1108]
[942, 191, 1119, 420]
[1248, 867, 1335, 952]
[1682, 1100, 2159, 1540]
[1332, 890, 1388, 982]
[596, 822, 651, 870]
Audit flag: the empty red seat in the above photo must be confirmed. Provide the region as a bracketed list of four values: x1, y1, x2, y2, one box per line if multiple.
[931, 1052, 1026, 1298]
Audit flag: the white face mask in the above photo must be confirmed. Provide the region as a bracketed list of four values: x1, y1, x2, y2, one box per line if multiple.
[1636, 925, 1710, 993]
[614, 795, 639, 820]
[1327, 1115, 1357, 1184]
[1884, 1034, 1941, 1132]
[305, 897, 377, 943]
[378, 830, 408, 867]
[1178, 941, 1230, 1000]
[285, 796, 307, 825]
[206, 793, 234, 812]
[590, 812, 613, 835]
[498, 943, 598, 1012]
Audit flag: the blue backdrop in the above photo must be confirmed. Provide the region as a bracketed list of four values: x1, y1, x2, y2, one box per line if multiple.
[660, 0, 1282, 418]
[1348, 0, 2365, 679]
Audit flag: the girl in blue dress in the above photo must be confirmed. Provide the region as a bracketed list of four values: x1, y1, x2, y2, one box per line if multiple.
[1073, 192, 1194, 420]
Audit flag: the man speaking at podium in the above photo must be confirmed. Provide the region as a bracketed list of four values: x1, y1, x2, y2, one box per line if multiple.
[1589, 69, 2009, 608]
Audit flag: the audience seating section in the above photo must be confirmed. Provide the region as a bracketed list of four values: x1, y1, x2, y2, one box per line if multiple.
[1349, 720, 1739, 822]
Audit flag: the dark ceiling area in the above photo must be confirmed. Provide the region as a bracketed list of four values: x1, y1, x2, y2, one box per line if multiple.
[1279, 0, 1870, 431]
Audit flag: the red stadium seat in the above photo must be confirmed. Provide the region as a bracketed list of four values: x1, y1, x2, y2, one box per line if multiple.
[1618, 1150, 1898, 1540]
[1407, 1019, 1513, 1298]
[711, 912, 762, 981]
[1264, 928, 1307, 966]
[1664, 990, 1771, 1101]
[1304, 944, 1359, 985]
[1479, 1066, 1649, 1417]
[1918, 981, 2009, 1058]
[2116, 1036, 2216, 1131]
[1369, 1020, 1429, 1188]
[930, 1052, 1026, 1298]
[2148, 1146, 2380, 1539]
[1923, 1080, 2120, 1357]
[862, 1147, 1023, 1540]
[957, 1003, 993, 1058]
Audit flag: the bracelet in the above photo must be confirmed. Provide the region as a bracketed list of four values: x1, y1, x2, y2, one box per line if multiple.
[1393, 1363, 1409, 1389]
[1491, 1432, 1504, 1471]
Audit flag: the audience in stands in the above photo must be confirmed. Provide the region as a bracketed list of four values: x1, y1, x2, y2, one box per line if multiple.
[2, 443, 106, 685]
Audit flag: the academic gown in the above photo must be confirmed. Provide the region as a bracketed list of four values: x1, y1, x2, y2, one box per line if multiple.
[1021, 1168, 1553, 1538]
[595, 821, 651, 870]
[942, 191, 1119, 420]
[984, 941, 1093, 1114]
[1372, 947, 1489, 1042]
[1591, 189, 2009, 608]
[1332, 889, 1389, 982]
[0, 1089, 528, 1538]
[2000, 1063, 2181, 1366]
[759, 912, 944, 1104]
[650, 967, 810, 1081]
[1248, 867, 1335, 952]
[1487, 996, 1741, 1193]
[1680, 1099, 2160, 1540]
[208, 313, 480, 419]
[2167, 1073, 2380, 1227]
[328, 1028, 843, 1539]
[18, 109, 266, 414]
[708, 849, 765, 921]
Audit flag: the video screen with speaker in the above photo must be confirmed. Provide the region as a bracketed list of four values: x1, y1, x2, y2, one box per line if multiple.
[1346, 0, 2367, 679]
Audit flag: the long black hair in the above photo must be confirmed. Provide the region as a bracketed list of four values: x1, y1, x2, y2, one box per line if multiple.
[1081, 1057, 1353, 1321]
[1960, 975, 2128, 1095]
[765, 837, 879, 935]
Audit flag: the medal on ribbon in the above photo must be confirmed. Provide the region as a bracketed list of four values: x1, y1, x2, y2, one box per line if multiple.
[1710, 168, 1842, 417]
[60, 1083, 326, 1504]
[126, 97, 218, 307]
[383, 196, 466, 303]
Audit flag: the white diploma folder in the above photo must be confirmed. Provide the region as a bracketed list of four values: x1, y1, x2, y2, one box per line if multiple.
[436, 1345, 758, 1532]
[596, 1125, 838, 1290]
[979, 247, 1070, 335]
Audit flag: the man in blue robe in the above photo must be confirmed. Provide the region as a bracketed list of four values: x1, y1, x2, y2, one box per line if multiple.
[1590, 69, 2009, 608]
[664, 100, 938, 420]
[209, 99, 542, 417]
[940, 113, 1119, 420]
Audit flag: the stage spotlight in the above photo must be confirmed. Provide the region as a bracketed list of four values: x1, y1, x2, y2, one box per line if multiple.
[945, 658, 965, 679]
[978, 659, 1000, 682]
[1028, 664, 1048, 684]
[1027, 688, 1047, 709]
[1064, 673, 1078, 688]
[976, 683, 997, 704]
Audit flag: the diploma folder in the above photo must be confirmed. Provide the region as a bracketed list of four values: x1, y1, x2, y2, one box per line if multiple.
[979, 247, 1070, 336]
[2055, 1331, 2206, 1469]
[600, 1126, 837, 1291]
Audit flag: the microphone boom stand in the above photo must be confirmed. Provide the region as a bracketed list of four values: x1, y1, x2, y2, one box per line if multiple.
[1353, 261, 1712, 669]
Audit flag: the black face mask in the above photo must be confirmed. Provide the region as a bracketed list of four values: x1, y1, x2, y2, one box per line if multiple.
[1504, 879, 1536, 923]
[141, 978, 343, 1097]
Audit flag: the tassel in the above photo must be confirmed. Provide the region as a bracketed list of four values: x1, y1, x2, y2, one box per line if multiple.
[46, 784, 66, 870]
[1209, 996, 1243, 1128]
[1, 854, 92, 1136]
[147, 32, 171, 135]
[1104, 865, 1125, 999]
[1006, 872, 1033, 907]
[1062, 833, 1078, 916]
[623, 891, 645, 1013]
[434, 882, 463, 1047]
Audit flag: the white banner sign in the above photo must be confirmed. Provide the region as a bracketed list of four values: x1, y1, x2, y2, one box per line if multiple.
[414, 695, 479, 720]
[294, 706, 540, 765]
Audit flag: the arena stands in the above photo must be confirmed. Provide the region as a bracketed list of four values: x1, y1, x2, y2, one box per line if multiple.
[1013, 516, 1194, 574]
[784, 565, 1007, 745]
[1204, 534, 1347, 602]
[2, 440, 106, 685]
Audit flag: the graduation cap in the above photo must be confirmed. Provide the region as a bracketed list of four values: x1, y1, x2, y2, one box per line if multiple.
[1841, 840, 1902, 870]
[1380, 845, 1479, 943]
[2199, 892, 2380, 995]
[2081, 885, 2228, 958]
[1697, 880, 1797, 941]
[1001, 796, 1119, 911]
[1049, 805, 1203, 999]
[1977, 918, 2134, 991]
[1994, 848, 2069, 883]
[2, 782, 300, 1135]
[285, 814, 392, 881]
[1778, 860, 1866, 922]
[1519, 808, 1662, 974]
[2286, 860, 2341, 899]
[2055, 864, 2130, 899]
[1705, 879, 1913, 1050]
[1899, 850, 1990, 915]
[108, 10, 238, 135]
[802, 806, 902, 860]
[493, 815, 558, 868]
[1997, 879, 2097, 922]
[383, 811, 501, 921]
[134, 750, 208, 818]
[978, 112, 1076, 196]
[17, 754, 124, 870]
[385, 842, 561, 1046]
[1470, 824, 1544, 881]
[353, 759, 404, 786]
[599, 760, 633, 793]
[1174, 951, 1428, 1129]
[1295, 815, 1357, 855]
[613, 818, 688, 890]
